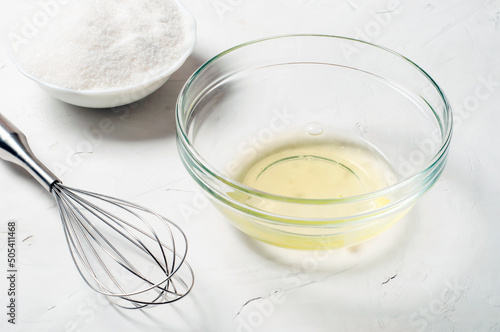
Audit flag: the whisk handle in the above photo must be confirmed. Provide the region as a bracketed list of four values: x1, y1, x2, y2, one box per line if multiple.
[0, 113, 59, 192]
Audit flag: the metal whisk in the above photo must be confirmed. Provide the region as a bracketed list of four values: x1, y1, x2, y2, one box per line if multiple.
[0, 114, 194, 309]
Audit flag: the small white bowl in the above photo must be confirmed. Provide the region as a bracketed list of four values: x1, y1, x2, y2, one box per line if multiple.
[8, 0, 196, 109]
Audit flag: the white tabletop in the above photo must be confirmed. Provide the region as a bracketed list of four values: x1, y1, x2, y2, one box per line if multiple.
[1, 1, 499, 331]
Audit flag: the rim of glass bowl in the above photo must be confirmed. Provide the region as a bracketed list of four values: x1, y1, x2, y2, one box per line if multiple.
[6, 0, 196, 97]
[176, 34, 453, 205]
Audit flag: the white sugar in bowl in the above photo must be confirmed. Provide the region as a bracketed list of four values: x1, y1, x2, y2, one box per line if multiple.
[8, 0, 196, 108]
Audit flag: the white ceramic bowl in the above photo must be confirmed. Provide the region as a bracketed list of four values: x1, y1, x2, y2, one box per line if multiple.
[8, 0, 196, 109]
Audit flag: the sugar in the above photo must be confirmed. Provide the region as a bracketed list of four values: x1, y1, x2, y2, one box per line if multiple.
[10, 0, 193, 91]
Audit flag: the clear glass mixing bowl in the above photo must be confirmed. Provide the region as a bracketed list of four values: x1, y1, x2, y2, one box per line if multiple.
[176, 35, 452, 249]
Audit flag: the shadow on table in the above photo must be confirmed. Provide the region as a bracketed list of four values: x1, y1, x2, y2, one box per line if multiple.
[235, 207, 420, 274]
[47, 53, 206, 142]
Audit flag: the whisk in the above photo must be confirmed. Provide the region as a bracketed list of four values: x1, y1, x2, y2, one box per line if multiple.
[0, 114, 194, 309]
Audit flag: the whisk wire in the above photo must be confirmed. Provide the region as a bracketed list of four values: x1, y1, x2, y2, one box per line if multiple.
[52, 183, 194, 308]
[59, 186, 157, 280]
[64, 186, 178, 275]
[66, 186, 191, 281]
[54, 187, 133, 299]
[60, 186, 179, 294]
[56, 185, 163, 298]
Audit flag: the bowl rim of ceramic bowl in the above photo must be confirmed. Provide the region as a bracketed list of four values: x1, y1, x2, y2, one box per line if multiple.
[7, 0, 196, 97]
[176, 34, 453, 204]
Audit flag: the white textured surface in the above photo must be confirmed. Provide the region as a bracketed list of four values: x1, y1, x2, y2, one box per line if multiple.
[1, 1, 499, 331]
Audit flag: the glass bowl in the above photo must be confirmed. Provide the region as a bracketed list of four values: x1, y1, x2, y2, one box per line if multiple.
[176, 35, 452, 250]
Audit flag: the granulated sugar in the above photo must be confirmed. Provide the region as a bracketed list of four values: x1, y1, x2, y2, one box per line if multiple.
[10, 0, 194, 91]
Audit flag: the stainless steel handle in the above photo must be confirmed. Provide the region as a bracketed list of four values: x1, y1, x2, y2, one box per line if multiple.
[0, 113, 59, 192]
